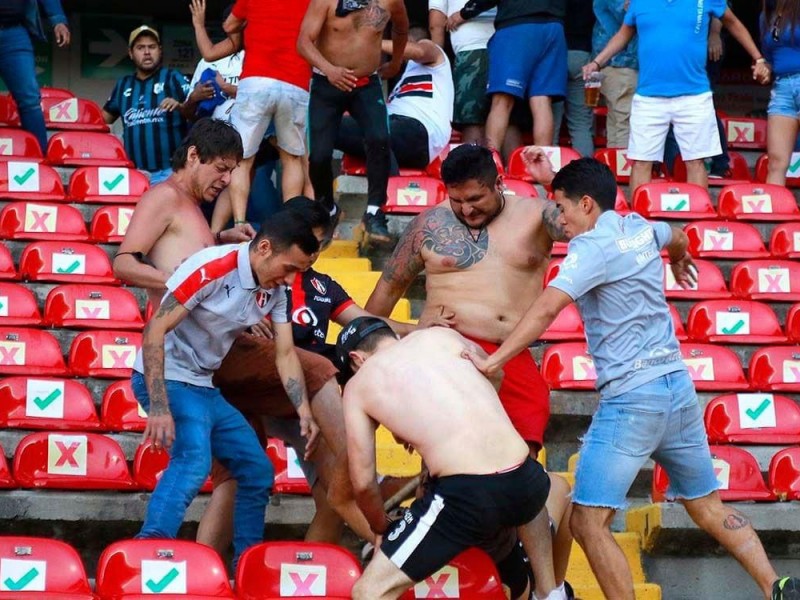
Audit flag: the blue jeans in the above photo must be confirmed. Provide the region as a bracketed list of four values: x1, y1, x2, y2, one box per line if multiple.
[573, 370, 718, 510]
[0, 25, 48, 153]
[552, 50, 595, 158]
[131, 371, 273, 562]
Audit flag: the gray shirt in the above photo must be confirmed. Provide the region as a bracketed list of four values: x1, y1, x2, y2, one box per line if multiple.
[133, 243, 288, 387]
[549, 211, 685, 398]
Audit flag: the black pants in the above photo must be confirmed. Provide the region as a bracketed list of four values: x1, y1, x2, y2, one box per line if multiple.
[337, 114, 430, 176]
[308, 73, 390, 210]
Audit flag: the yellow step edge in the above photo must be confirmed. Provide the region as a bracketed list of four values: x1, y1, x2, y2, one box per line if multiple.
[625, 503, 663, 553]
[314, 257, 372, 273]
[572, 582, 662, 600]
[566, 532, 647, 586]
[568, 452, 580, 472]
[320, 240, 359, 258]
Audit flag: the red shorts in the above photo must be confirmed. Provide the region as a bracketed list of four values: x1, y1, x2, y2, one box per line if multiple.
[466, 336, 550, 449]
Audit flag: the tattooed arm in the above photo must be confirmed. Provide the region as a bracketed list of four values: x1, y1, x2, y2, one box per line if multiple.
[542, 200, 569, 243]
[273, 321, 320, 458]
[365, 212, 428, 316]
[141, 293, 190, 449]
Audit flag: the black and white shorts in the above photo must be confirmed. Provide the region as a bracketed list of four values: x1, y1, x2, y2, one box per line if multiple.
[380, 457, 550, 598]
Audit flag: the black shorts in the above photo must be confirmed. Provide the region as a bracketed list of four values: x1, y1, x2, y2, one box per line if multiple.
[380, 457, 549, 598]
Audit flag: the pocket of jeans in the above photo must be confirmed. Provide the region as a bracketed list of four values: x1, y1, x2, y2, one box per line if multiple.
[679, 401, 706, 445]
[612, 407, 664, 456]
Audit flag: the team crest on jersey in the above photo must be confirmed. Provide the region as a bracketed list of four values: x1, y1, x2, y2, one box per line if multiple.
[256, 291, 268, 308]
[310, 277, 327, 295]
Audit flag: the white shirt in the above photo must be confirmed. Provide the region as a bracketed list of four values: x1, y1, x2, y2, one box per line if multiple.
[189, 52, 245, 122]
[428, 0, 495, 53]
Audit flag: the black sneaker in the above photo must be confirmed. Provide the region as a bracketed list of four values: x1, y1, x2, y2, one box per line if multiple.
[362, 210, 393, 245]
[563, 580, 575, 600]
[328, 202, 342, 237]
[774, 577, 800, 599]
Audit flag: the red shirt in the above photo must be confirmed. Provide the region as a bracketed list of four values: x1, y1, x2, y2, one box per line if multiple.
[232, 0, 311, 90]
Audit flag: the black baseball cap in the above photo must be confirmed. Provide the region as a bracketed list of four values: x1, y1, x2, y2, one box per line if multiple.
[335, 317, 394, 384]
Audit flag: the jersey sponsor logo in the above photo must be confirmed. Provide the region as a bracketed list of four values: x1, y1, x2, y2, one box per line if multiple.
[389, 74, 434, 101]
[310, 277, 326, 295]
[313, 295, 332, 304]
[615, 227, 654, 252]
[123, 107, 167, 127]
[153, 82, 165, 94]
[293, 306, 319, 327]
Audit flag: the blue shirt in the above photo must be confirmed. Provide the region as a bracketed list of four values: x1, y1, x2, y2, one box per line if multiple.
[593, 0, 638, 69]
[624, 0, 726, 97]
[761, 15, 800, 77]
[549, 211, 685, 398]
[103, 67, 190, 173]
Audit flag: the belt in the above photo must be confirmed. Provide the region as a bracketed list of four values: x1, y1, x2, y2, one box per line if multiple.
[353, 75, 373, 88]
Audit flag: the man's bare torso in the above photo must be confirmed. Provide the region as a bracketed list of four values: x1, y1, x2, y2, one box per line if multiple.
[318, 0, 391, 75]
[414, 196, 554, 344]
[348, 328, 529, 476]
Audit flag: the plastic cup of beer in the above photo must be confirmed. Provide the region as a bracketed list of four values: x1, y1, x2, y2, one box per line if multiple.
[584, 72, 603, 107]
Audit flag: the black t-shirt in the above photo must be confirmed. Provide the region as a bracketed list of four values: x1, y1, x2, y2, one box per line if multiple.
[0, 0, 26, 26]
[287, 268, 354, 362]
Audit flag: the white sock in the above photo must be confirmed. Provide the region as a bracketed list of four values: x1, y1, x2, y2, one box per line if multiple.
[365, 205, 379, 215]
[533, 583, 567, 600]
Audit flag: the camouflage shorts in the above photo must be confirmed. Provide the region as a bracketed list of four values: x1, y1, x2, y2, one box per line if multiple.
[453, 49, 490, 126]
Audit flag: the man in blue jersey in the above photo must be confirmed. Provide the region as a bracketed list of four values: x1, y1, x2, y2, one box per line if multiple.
[584, 0, 767, 192]
[466, 153, 800, 600]
[102, 25, 203, 184]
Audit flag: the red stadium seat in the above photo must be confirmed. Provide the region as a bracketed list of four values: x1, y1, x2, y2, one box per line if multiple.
[0, 327, 66, 376]
[671, 151, 751, 186]
[90, 206, 135, 244]
[632, 182, 716, 220]
[384, 176, 447, 214]
[653, 445, 775, 502]
[0, 536, 94, 599]
[507, 146, 579, 181]
[68, 167, 149, 204]
[0, 129, 44, 162]
[0, 443, 14, 488]
[0, 202, 88, 242]
[686, 300, 786, 344]
[614, 186, 631, 213]
[723, 117, 768, 150]
[755, 152, 800, 187]
[593, 105, 607, 147]
[680, 343, 749, 391]
[44, 285, 143, 330]
[425, 144, 504, 180]
[0, 282, 41, 326]
[46, 132, 132, 168]
[769, 222, 800, 259]
[669, 303, 688, 341]
[594, 148, 637, 184]
[749, 346, 800, 392]
[786, 304, 800, 343]
[133, 440, 212, 493]
[541, 342, 596, 390]
[41, 97, 109, 132]
[399, 548, 507, 599]
[0, 94, 20, 126]
[235, 541, 360, 600]
[96, 539, 234, 599]
[717, 183, 800, 222]
[730, 259, 800, 302]
[769, 447, 800, 501]
[684, 221, 768, 259]
[101, 380, 146, 432]
[541, 302, 584, 342]
[502, 178, 538, 197]
[267, 438, 312, 495]
[551, 241, 568, 256]
[340, 154, 425, 177]
[39, 87, 76, 101]
[68, 330, 141, 379]
[0, 245, 18, 281]
[544, 258, 562, 287]
[0, 377, 99, 431]
[13, 432, 133, 490]
[0, 161, 66, 201]
[662, 258, 731, 300]
[705, 393, 800, 445]
[19, 241, 117, 284]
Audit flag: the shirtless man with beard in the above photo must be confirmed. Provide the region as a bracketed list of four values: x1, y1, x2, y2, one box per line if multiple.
[297, 0, 408, 243]
[366, 144, 575, 600]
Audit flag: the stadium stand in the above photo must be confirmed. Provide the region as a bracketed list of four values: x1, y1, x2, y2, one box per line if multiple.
[100, 380, 146, 433]
[68, 167, 149, 205]
[718, 183, 800, 221]
[0, 536, 94, 598]
[632, 182, 716, 220]
[0, 282, 42, 326]
[0, 128, 45, 162]
[44, 285, 143, 330]
[0, 161, 66, 201]
[399, 548, 507, 599]
[704, 393, 800, 445]
[0, 377, 100, 431]
[0, 202, 89, 242]
[68, 330, 141, 378]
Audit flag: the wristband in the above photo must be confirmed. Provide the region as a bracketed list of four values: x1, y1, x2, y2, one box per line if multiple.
[591, 59, 602, 69]
[754, 57, 766, 64]
[234, 220, 247, 225]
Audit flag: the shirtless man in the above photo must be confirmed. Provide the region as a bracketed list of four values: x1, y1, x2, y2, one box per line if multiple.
[365, 143, 574, 600]
[336, 318, 550, 600]
[113, 118, 375, 547]
[297, 0, 408, 242]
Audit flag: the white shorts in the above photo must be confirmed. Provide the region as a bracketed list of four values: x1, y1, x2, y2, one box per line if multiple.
[628, 91, 721, 162]
[230, 77, 309, 158]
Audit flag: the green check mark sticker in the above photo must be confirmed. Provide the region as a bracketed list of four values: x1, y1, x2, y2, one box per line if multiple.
[56, 260, 81, 274]
[33, 388, 61, 411]
[3, 567, 39, 591]
[13, 168, 35, 186]
[145, 567, 179, 593]
[720, 319, 745, 335]
[103, 174, 125, 191]
[789, 155, 800, 175]
[669, 199, 687, 211]
[745, 398, 771, 421]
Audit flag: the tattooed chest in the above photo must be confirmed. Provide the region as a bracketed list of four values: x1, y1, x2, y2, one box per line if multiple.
[422, 224, 488, 270]
[355, 0, 389, 29]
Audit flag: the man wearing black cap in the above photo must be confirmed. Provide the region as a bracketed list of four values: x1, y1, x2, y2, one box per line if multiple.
[102, 25, 204, 184]
[336, 318, 551, 600]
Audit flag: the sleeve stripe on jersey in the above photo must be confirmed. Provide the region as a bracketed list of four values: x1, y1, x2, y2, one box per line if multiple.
[330, 299, 356, 320]
[173, 250, 239, 304]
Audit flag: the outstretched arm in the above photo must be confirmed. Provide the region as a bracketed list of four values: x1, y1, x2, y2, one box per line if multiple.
[191, 0, 243, 61]
[380, 38, 442, 65]
[582, 25, 636, 79]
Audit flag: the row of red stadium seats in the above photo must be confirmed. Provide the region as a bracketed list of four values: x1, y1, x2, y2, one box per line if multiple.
[0, 131, 132, 168]
[0, 202, 133, 243]
[0, 95, 108, 133]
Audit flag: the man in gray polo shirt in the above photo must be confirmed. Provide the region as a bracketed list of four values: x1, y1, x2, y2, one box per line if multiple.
[466, 154, 800, 600]
[131, 209, 320, 564]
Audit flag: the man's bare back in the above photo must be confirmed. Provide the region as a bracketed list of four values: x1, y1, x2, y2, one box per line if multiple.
[344, 327, 529, 476]
[368, 194, 564, 343]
